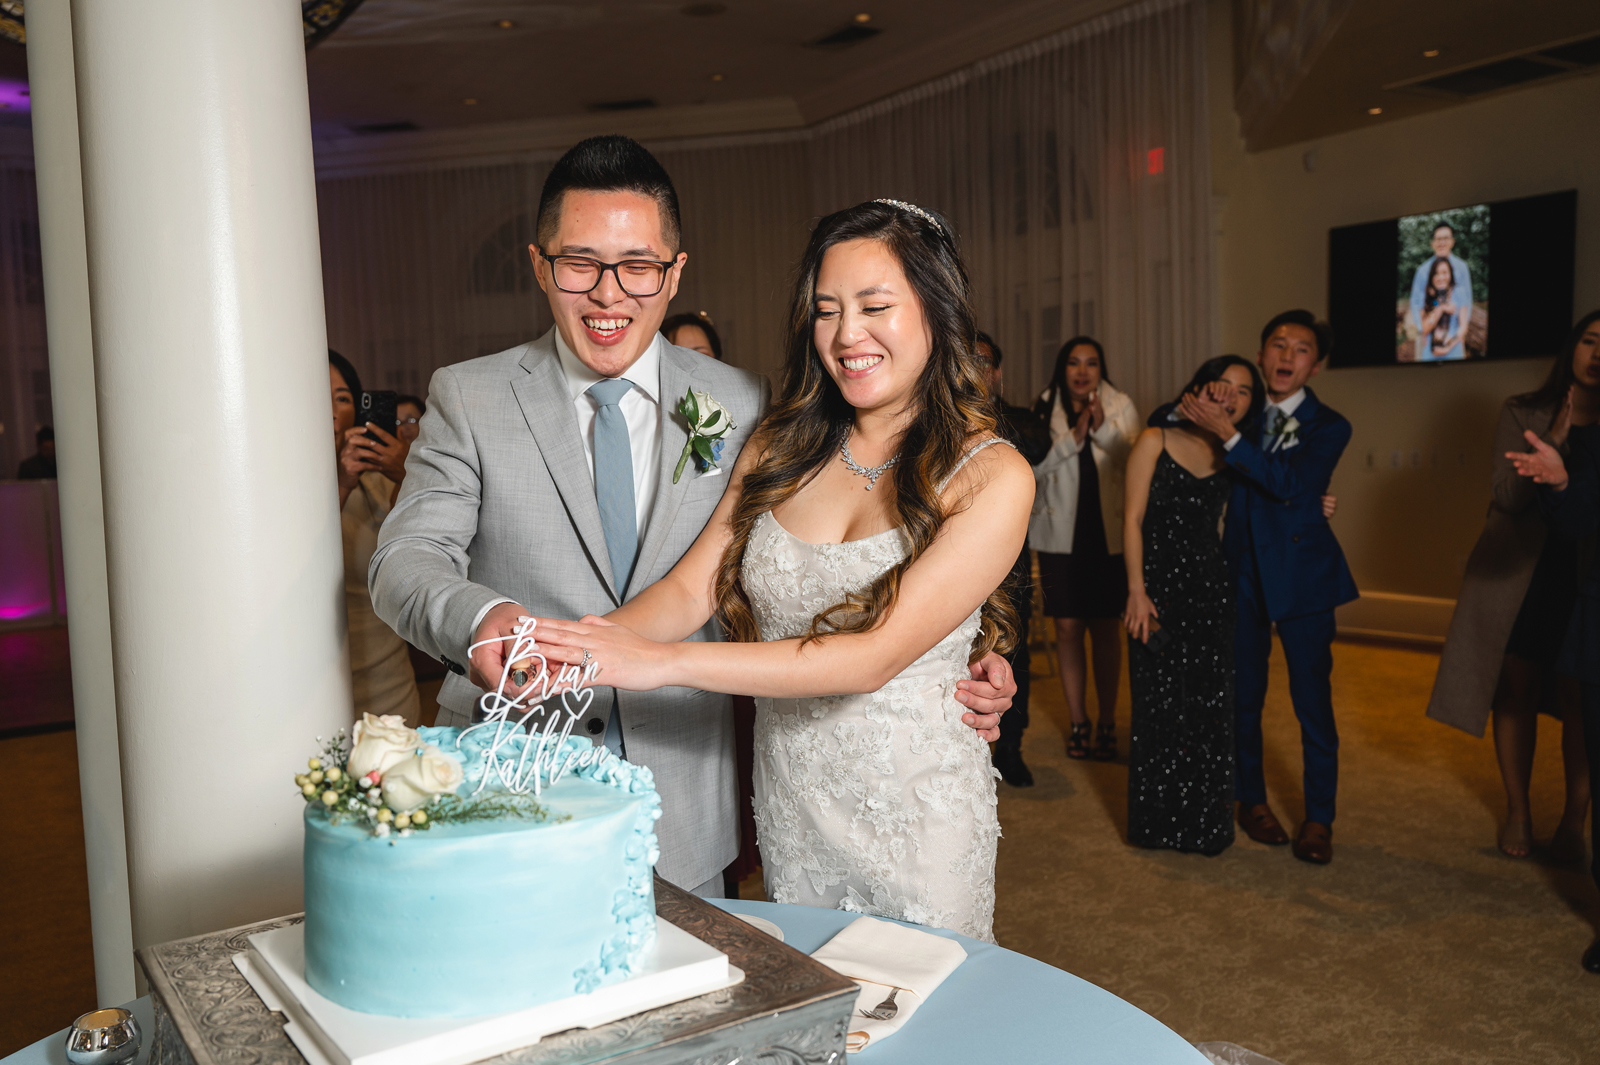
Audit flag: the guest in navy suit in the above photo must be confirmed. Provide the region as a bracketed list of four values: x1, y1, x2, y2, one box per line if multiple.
[1507, 310, 1600, 974]
[1178, 310, 1358, 864]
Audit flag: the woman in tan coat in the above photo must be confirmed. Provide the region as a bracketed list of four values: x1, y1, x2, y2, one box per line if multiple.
[1427, 310, 1600, 858]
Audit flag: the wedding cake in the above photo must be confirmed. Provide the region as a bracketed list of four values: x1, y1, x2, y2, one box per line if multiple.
[294, 713, 662, 1019]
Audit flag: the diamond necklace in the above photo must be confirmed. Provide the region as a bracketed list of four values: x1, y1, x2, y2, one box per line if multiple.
[840, 433, 900, 491]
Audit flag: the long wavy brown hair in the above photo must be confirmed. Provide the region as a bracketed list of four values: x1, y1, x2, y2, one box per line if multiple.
[712, 201, 1018, 662]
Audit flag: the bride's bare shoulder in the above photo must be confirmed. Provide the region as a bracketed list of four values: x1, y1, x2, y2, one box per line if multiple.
[947, 434, 1032, 494]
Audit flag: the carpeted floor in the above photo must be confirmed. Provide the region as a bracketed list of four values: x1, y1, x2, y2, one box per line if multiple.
[994, 636, 1598, 1065]
[3, 638, 1595, 1060]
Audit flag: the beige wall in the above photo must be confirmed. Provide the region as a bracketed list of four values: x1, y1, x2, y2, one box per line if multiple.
[1206, 0, 1598, 636]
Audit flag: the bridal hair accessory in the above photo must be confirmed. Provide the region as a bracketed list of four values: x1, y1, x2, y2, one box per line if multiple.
[872, 198, 945, 237]
[674, 387, 737, 483]
[840, 431, 900, 491]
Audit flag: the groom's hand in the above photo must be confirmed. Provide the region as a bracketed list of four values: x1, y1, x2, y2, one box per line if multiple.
[469, 601, 535, 693]
[957, 653, 1015, 743]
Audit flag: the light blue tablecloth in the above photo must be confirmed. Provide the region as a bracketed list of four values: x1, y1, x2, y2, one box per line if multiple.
[4, 905, 1202, 1065]
[715, 899, 1205, 1065]
[4, 998, 153, 1065]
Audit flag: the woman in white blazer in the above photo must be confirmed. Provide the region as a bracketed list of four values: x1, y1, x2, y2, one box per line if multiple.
[1031, 337, 1140, 760]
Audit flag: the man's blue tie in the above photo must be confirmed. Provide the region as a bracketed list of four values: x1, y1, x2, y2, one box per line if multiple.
[1263, 406, 1285, 449]
[586, 377, 637, 758]
[587, 378, 638, 591]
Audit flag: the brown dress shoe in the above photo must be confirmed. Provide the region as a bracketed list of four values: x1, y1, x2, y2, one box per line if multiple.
[1239, 803, 1290, 845]
[1293, 821, 1333, 864]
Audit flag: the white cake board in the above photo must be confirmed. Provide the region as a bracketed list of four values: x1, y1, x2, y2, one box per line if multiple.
[232, 921, 744, 1065]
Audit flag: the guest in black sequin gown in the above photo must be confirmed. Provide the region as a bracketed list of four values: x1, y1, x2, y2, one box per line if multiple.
[1122, 357, 1265, 854]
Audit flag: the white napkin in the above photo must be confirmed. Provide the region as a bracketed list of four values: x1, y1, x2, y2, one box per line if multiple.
[811, 916, 968, 1053]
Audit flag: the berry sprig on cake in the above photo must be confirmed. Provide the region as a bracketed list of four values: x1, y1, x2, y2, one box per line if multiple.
[294, 713, 557, 839]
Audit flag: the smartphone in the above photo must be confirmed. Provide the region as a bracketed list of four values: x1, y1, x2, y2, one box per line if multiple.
[1142, 619, 1174, 656]
[359, 390, 398, 439]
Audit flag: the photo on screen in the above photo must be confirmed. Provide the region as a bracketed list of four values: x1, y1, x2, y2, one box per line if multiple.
[1396, 204, 1489, 362]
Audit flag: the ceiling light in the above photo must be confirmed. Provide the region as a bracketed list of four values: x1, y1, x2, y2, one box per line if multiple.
[1423, 49, 1440, 58]
[1368, 106, 1383, 115]
[711, 73, 725, 82]
[494, 19, 515, 29]
[854, 12, 872, 22]
[463, 98, 479, 105]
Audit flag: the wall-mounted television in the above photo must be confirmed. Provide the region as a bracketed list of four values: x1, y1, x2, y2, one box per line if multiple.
[1327, 189, 1575, 368]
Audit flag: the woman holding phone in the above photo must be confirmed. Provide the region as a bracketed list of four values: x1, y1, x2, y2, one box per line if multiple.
[330, 350, 421, 725]
[1122, 356, 1264, 854]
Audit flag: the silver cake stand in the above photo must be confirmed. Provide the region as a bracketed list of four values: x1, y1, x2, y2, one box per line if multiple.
[136, 877, 856, 1065]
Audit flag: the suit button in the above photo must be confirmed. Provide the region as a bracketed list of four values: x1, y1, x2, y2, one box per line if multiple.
[1048, 507, 1055, 515]
[586, 718, 605, 735]
[1292, 535, 1301, 543]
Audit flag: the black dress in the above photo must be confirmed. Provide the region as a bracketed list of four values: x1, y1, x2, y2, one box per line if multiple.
[1036, 443, 1130, 619]
[1127, 449, 1236, 854]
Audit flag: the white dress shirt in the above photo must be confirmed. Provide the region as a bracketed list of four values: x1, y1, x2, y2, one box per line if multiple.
[553, 327, 663, 539]
[1224, 387, 1306, 452]
[469, 329, 665, 639]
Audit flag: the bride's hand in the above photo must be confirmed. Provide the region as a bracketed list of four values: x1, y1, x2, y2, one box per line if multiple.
[1124, 588, 1159, 643]
[531, 616, 674, 692]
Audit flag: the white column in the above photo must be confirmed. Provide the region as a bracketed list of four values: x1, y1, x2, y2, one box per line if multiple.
[25, 0, 134, 1005]
[70, 0, 352, 949]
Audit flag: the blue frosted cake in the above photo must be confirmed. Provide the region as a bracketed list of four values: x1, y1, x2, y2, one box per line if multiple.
[295, 715, 661, 1018]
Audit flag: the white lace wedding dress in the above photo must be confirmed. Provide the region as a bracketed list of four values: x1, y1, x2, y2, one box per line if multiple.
[741, 440, 1008, 941]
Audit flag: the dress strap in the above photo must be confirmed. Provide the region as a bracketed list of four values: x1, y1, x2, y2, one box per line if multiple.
[936, 437, 1016, 494]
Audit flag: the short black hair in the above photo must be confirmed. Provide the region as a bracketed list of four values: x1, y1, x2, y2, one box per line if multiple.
[974, 330, 1003, 367]
[396, 393, 427, 415]
[662, 311, 723, 360]
[36, 425, 54, 444]
[536, 135, 682, 253]
[1259, 309, 1333, 362]
[1433, 222, 1455, 237]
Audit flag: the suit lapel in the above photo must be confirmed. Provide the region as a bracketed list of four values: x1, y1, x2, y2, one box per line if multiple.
[627, 346, 698, 599]
[510, 336, 620, 601]
[1297, 387, 1324, 426]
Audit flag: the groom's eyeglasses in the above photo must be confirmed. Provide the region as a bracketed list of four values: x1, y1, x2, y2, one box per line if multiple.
[538, 250, 676, 298]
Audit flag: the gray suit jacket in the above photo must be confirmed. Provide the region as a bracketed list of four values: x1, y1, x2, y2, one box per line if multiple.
[369, 328, 769, 889]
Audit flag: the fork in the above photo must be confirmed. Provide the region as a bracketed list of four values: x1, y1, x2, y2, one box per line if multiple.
[859, 987, 900, 1021]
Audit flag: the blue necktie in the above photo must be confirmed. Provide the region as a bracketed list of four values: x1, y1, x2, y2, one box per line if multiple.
[1263, 406, 1285, 449]
[587, 377, 637, 759]
[587, 378, 638, 592]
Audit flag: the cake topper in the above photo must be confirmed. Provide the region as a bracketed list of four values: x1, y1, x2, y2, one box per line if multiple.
[461, 616, 610, 798]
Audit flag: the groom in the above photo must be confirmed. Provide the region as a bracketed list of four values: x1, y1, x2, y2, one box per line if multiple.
[370, 135, 1014, 897]
[1182, 310, 1358, 864]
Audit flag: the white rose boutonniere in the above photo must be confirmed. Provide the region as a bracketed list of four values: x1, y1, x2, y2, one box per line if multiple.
[380, 745, 466, 814]
[673, 388, 736, 483]
[348, 713, 422, 783]
[1275, 415, 1302, 452]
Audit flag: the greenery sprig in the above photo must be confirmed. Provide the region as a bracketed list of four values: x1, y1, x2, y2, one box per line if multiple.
[293, 728, 563, 840]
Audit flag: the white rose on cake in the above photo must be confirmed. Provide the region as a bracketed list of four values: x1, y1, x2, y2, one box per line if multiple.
[380, 746, 465, 814]
[348, 713, 422, 783]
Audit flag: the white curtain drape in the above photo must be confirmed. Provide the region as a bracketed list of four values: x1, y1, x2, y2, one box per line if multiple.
[0, 163, 49, 478]
[317, 0, 1210, 417]
[0, 0, 1210, 443]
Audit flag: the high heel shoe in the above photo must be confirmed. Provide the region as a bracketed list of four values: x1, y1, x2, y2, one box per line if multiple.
[1091, 721, 1117, 761]
[1067, 722, 1092, 760]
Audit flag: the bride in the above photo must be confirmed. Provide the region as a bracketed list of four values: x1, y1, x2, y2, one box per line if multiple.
[533, 199, 1033, 940]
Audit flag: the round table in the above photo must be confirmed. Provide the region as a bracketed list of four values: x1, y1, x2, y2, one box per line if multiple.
[714, 899, 1206, 1064]
[2, 905, 1204, 1065]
